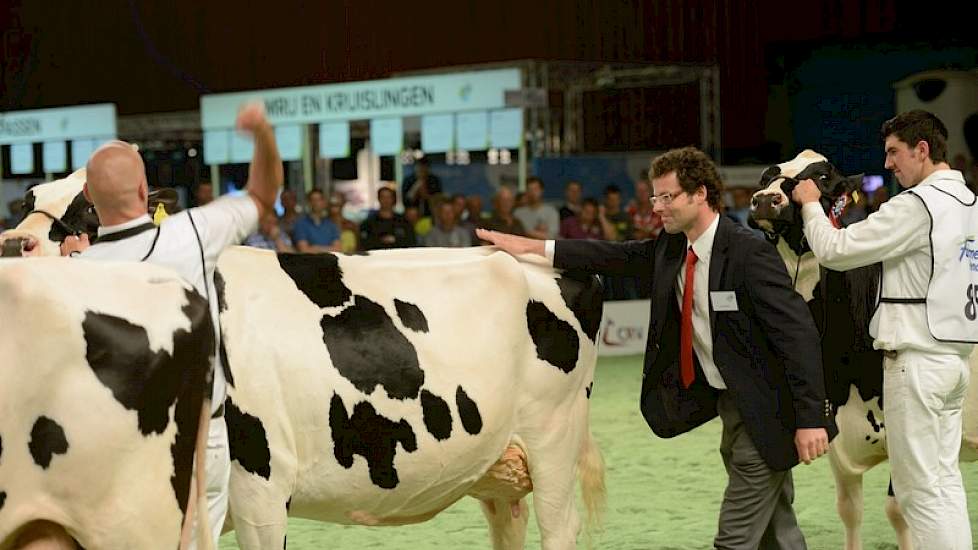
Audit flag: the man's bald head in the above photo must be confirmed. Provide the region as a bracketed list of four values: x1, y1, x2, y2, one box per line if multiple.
[85, 140, 149, 224]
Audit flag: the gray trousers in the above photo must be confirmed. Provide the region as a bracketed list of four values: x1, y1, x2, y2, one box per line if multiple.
[714, 392, 807, 550]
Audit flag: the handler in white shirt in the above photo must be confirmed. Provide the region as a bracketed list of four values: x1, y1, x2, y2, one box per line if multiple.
[792, 110, 973, 550]
[61, 102, 282, 548]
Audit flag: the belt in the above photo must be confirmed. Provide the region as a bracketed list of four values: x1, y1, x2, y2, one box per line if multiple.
[211, 403, 225, 419]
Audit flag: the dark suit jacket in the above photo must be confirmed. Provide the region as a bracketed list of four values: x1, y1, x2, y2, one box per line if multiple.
[555, 215, 837, 471]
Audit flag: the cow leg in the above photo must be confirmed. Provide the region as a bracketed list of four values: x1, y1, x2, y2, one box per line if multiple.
[526, 411, 587, 550]
[828, 452, 864, 550]
[884, 490, 912, 550]
[227, 471, 291, 550]
[479, 498, 529, 550]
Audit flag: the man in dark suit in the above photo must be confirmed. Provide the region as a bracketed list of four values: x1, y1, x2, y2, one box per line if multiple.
[477, 147, 835, 549]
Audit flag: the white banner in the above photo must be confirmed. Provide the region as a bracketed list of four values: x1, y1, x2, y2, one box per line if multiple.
[370, 117, 403, 156]
[10, 143, 34, 174]
[203, 129, 230, 165]
[229, 131, 255, 164]
[456, 110, 489, 151]
[0, 104, 116, 145]
[274, 125, 302, 162]
[71, 139, 95, 170]
[597, 299, 649, 357]
[421, 114, 454, 153]
[319, 121, 350, 158]
[42, 141, 67, 173]
[490, 108, 523, 149]
[201, 68, 521, 129]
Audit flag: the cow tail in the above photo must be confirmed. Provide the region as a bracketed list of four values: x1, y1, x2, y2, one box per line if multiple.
[577, 429, 606, 548]
[195, 397, 214, 550]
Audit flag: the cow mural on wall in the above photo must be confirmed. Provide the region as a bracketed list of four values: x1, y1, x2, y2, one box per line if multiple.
[0, 171, 607, 550]
[750, 149, 978, 550]
[0, 258, 215, 550]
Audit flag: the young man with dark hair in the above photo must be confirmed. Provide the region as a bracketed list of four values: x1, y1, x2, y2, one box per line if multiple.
[360, 186, 416, 250]
[793, 109, 974, 549]
[482, 146, 833, 549]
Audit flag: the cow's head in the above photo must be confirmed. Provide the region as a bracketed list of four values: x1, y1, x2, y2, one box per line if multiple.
[0, 170, 181, 258]
[749, 149, 863, 256]
[0, 169, 96, 257]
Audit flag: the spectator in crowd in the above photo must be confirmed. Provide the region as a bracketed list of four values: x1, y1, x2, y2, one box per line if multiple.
[513, 176, 560, 239]
[559, 180, 583, 220]
[194, 181, 214, 206]
[627, 178, 663, 240]
[278, 188, 301, 239]
[245, 211, 294, 252]
[401, 156, 442, 217]
[724, 187, 764, 238]
[360, 186, 416, 250]
[869, 185, 890, 214]
[424, 198, 472, 247]
[515, 191, 528, 209]
[560, 198, 616, 240]
[478, 186, 525, 243]
[461, 194, 486, 242]
[405, 205, 432, 239]
[602, 184, 632, 241]
[294, 189, 341, 253]
[328, 191, 358, 253]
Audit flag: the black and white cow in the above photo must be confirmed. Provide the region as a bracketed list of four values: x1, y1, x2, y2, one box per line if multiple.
[0, 258, 215, 550]
[1, 174, 608, 550]
[750, 149, 978, 550]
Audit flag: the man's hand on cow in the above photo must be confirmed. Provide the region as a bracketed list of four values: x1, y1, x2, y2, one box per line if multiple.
[794, 427, 829, 465]
[791, 179, 821, 205]
[236, 101, 271, 134]
[60, 233, 90, 257]
[476, 228, 546, 257]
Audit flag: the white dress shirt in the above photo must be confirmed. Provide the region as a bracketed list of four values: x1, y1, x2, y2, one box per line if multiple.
[801, 169, 973, 357]
[680, 213, 726, 389]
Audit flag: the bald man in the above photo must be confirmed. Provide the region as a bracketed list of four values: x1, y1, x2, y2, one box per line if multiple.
[61, 101, 282, 548]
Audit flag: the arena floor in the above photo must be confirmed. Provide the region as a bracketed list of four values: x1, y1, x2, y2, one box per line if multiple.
[219, 355, 978, 549]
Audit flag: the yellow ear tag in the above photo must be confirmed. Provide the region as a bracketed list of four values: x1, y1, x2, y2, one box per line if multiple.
[153, 203, 169, 225]
[851, 190, 860, 204]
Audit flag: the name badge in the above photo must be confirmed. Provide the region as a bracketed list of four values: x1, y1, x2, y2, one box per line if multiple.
[710, 291, 739, 312]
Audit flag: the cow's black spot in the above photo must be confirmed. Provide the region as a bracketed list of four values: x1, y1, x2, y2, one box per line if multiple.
[225, 399, 272, 480]
[555, 272, 604, 342]
[277, 253, 352, 308]
[0, 491, 5, 511]
[82, 297, 215, 438]
[286, 497, 292, 512]
[22, 189, 36, 222]
[29, 416, 68, 469]
[394, 299, 429, 333]
[48, 191, 99, 243]
[865, 435, 871, 441]
[456, 386, 483, 435]
[0, 433, 3, 461]
[867, 410, 882, 433]
[329, 394, 417, 489]
[526, 300, 579, 373]
[213, 270, 236, 387]
[586, 381, 594, 399]
[420, 390, 452, 440]
[321, 295, 424, 400]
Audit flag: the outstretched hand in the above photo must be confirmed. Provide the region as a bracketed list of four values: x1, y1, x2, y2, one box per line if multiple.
[475, 228, 546, 257]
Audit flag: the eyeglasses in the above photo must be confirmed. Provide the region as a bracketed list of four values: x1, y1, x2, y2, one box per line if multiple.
[649, 190, 687, 207]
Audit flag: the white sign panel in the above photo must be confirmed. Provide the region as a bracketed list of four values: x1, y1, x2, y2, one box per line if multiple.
[71, 139, 95, 170]
[490, 109, 523, 149]
[203, 130, 230, 165]
[274, 125, 302, 162]
[43, 141, 67, 173]
[319, 121, 350, 158]
[598, 299, 650, 357]
[421, 114, 454, 153]
[0, 104, 116, 145]
[10, 143, 34, 174]
[456, 110, 489, 151]
[201, 68, 521, 129]
[370, 117, 403, 156]
[230, 131, 255, 164]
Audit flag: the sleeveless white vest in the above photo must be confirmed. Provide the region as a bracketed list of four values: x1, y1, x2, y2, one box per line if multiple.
[886, 177, 978, 343]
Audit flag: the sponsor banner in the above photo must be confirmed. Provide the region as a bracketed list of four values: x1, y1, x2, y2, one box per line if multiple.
[598, 299, 649, 357]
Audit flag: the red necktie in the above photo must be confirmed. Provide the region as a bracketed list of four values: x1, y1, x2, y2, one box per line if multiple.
[681, 247, 698, 389]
